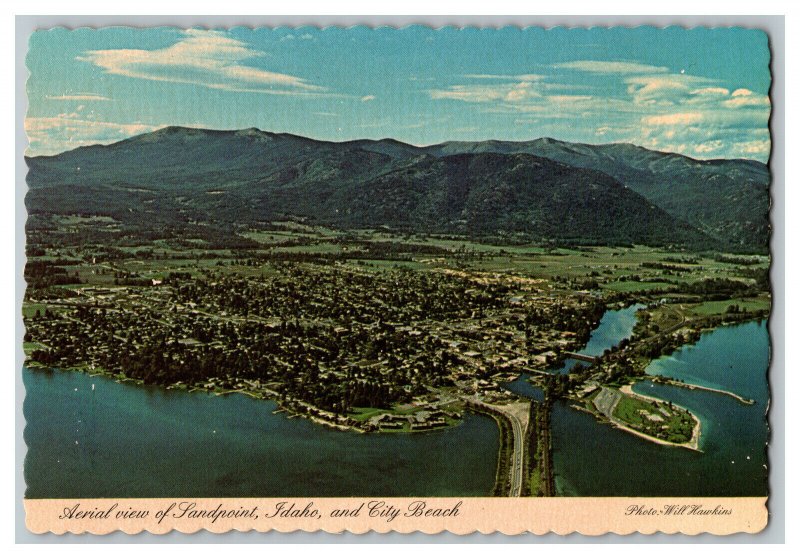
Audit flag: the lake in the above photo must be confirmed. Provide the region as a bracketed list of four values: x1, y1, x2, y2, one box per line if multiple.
[504, 303, 644, 399]
[23, 368, 499, 498]
[23, 312, 770, 498]
[552, 320, 769, 496]
[501, 303, 770, 497]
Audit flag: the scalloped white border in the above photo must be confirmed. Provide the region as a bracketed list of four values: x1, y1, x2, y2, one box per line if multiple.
[24, 497, 769, 536]
[15, 17, 784, 541]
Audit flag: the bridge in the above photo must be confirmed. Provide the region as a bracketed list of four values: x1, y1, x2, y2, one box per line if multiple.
[563, 351, 597, 363]
[522, 367, 553, 376]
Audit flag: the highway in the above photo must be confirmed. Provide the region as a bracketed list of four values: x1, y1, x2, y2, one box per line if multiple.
[459, 394, 527, 497]
[506, 408, 525, 497]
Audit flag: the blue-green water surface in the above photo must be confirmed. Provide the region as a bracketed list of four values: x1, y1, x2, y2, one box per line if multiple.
[23, 318, 770, 498]
[552, 320, 769, 496]
[553, 304, 644, 374]
[23, 368, 499, 498]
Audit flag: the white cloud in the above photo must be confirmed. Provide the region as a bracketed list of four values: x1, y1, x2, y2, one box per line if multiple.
[57, 111, 82, 119]
[25, 116, 164, 155]
[642, 112, 703, 126]
[693, 140, 725, 154]
[625, 74, 711, 105]
[689, 87, 730, 96]
[45, 93, 110, 101]
[731, 139, 771, 157]
[279, 33, 314, 42]
[430, 81, 541, 103]
[427, 64, 769, 161]
[547, 95, 593, 104]
[553, 60, 670, 74]
[77, 29, 325, 96]
[722, 95, 770, 108]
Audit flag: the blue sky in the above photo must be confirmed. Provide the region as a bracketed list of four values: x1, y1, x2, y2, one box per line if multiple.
[26, 26, 771, 161]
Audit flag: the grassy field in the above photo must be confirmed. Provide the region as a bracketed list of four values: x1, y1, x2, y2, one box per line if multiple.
[271, 242, 344, 254]
[351, 259, 429, 271]
[612, 393, 695, 443]
[529, 468, 542, 497]
[637, 305, 686, 333]
[23, 341, 47, 354]
[686, 297, 771, 317]
[241, 230, 317, 243]
[22, 303, 49, 318]
[347, 407, 391, 422]
[29, 224, 770, 326]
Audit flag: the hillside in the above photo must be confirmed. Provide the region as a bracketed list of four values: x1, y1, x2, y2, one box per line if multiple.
[421, 138, 770, 250]
[26, 126, 757, 250]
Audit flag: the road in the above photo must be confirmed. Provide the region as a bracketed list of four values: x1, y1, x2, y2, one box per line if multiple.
[506, 407, 525, 497]
[459, 394, 528, 497]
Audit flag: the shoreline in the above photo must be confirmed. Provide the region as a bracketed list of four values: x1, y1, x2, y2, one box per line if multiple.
[570, 316, 767, 452]
[646, 376, 755, 405]
[22, 362, 464, 435]
[462, 400, 517, 497]
[572, 397, 701, 452]
[618, 385, 702, 451]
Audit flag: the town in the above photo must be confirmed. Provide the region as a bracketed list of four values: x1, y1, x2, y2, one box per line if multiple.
[24, 261, 606, 429]
[23, 223, 771, 496]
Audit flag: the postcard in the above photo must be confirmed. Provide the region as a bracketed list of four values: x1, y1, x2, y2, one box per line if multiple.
[22, 24, 772, 535]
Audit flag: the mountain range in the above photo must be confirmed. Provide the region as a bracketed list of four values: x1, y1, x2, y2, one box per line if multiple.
[25, 126, 770, 252]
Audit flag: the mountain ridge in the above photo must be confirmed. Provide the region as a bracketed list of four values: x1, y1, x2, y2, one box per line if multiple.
[31, 126, 767, 167]
[26, 126, 769, 252]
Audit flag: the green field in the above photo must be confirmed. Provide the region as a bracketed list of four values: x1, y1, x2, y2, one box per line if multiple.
[29, 227, 770, 307]
[23, 341, 47, 354]
[612, 393, 695, 444]
[22, 303, 49, 318]
[529, 468, 542, 497]
[347, 407, 392, 421]
[687, 297, 771, 316]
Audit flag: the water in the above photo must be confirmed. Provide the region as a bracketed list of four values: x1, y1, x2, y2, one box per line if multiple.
[552, 320, 769, 496]
[505, 304, 644, 399]
[503, 375, 545, 401]
[23, 368, 499, 498]
[645, 319, 769, 401]
[553, 304, 644, 374]
[23, 315, 770, 498]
